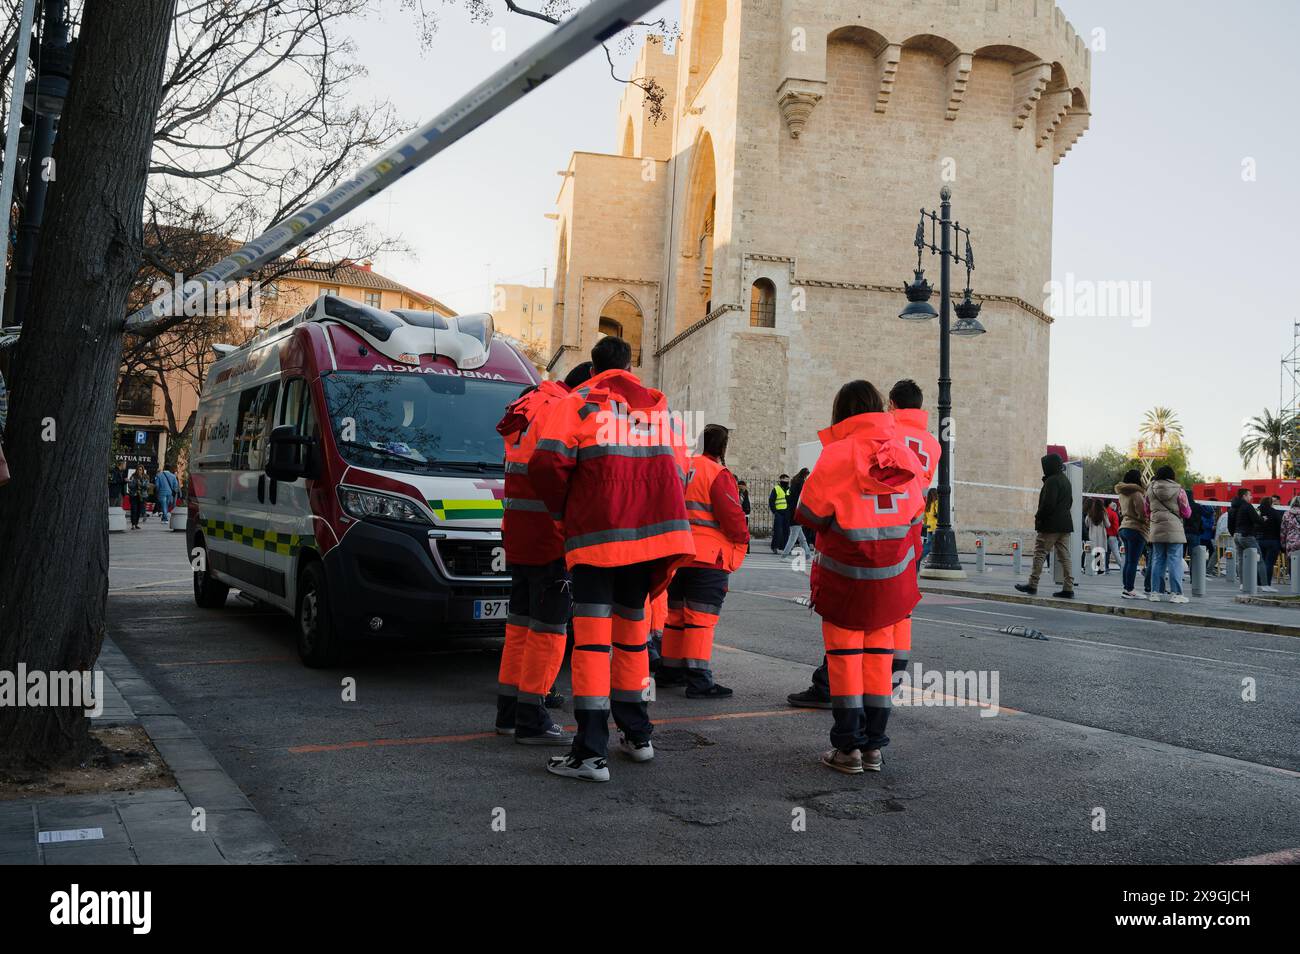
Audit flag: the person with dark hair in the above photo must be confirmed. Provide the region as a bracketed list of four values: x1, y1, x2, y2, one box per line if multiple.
[1085, 498, 1109, 572]
[736, 479, 752, 553]
[529, 336, 695, 781]
[780, 467, 812, 558]
[1230, 488, 1265, 591]
[1015, 453, 1074, 598]
[658, 424, 749, 699]
[788, 378, 940, 711]
[794, 380, 927, 774]
[1115, 468, 1150, 597]
[492, 361, 594, 745]
[769, 473, 792, 552]
[1146, 464, 1190, 602]
[1258, 495, 1283, 590]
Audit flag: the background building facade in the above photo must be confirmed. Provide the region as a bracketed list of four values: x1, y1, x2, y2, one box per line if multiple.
[547, 0, 1091, 539]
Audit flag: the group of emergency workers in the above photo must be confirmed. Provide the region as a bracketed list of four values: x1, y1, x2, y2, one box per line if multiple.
[494, 333, 940, 781]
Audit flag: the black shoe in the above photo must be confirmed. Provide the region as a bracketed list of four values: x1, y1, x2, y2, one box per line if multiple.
[655, 671, 687, 688]
[1014, 583, 1037, 595]
[544, 691, 565, 709]
[787, 688, 832, 709]
[686, 683, 733, 699]
[1053, 589, 1074, 599]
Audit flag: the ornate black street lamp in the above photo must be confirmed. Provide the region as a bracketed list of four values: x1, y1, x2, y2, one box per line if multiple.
[898, 186, 986, 577]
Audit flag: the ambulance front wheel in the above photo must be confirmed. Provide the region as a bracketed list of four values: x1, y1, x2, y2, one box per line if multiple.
[193, 539, 230, 608]
[297, 560, 345, 667]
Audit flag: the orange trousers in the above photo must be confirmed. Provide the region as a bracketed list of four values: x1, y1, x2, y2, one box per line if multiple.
[822, 620, 895, 752]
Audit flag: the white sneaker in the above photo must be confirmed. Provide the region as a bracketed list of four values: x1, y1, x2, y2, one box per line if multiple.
[1148, 593, 1162, 602]
[1261, 586, 1279, 594]
[546, 753, 610, 782]
[1121, 590, 1137, 600]
[618, 733, 654, 762]
[1169, 594, 1190, 604]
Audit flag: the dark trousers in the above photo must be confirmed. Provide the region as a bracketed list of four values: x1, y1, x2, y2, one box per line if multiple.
[1261, 540, 1281, 586]
[662, 566, 728, 692]
[771, 511, 791, 552]
[1119, 528, 1147, 592]
[129, 495, 145, 528]
[569, 562, 655, 760]
[496, 560, 571, 736]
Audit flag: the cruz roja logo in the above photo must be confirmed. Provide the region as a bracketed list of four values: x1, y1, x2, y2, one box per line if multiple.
[50, 884, 151, 934]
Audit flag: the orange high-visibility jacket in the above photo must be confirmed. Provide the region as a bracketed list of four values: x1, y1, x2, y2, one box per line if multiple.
[528, 369, 695, 583]
[684, 454, 749, 572]
[497, 380, 570, 566]
[795, 412, 927, 631]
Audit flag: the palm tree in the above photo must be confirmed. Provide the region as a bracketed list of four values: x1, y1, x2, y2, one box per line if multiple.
[1140, 406, 1183, 450]
[1239, 409, 1296, 479]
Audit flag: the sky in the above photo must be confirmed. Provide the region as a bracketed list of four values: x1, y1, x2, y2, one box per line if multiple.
[339, 0, 1299, 481]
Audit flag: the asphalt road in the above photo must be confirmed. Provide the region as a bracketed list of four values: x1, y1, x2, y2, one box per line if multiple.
[107, 524, 1300, 864]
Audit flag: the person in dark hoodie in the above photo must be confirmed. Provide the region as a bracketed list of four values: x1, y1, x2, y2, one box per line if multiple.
[1016, 453, 1075, 598]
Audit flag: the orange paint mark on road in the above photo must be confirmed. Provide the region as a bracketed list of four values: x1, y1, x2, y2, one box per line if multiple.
[157, 656, 294, 668]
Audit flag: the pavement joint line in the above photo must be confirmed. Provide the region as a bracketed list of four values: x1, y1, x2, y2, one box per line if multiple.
[108, 577, 193, 592]
[911, 616, 1289, 674]
[920, 584, 1300, 638]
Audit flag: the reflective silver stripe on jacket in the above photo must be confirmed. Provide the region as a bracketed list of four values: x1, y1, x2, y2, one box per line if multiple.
[504, 497, 549, 512]
[813, 547, 916, 580]
[828, 517, 918, 542]
[535, 438, 576, 458]
[505, 461, 529, 475]
[576, 444, 679, 461]
[566, 520, 692, 552]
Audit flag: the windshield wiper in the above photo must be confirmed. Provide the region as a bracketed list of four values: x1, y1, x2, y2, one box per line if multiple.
[339, 440, 431, 469]
[428, 459, 503, 472]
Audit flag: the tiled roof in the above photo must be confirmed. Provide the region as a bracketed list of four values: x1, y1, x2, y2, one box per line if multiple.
[274, 261, 455, 315]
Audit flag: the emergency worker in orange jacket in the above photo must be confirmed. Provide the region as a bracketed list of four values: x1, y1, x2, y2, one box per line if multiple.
[528, 337, 695, 782]
[657, 424, 749, 698]
[789, 378, 940, 709]
[493, 362, 593, 744]
[794, 380, 927, 774]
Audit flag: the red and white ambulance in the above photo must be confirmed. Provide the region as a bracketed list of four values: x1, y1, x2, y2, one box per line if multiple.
[187, 295, 540, 665]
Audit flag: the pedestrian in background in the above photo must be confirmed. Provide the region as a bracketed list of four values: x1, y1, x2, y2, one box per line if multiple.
[156, 464, 180, 524]
[780, 467, 811, 558]
[1115, 470, 1150, 598]
[1281, 497, 1300, 577]
[1229, 488, 1266, 591]
[919, 489, 939, 573]
[1146, 465, 1190, 603]
[1015, 453, 1075, 599]
[769, 473, 791, 553]
[127, 467, 151, 530]
[737, 479, 752, 553]
[1214, 506, 1231, 574]
[1085, 498, 1109, 573]
[1258, 496, 1283, 590]
[1105, 501, 1121, 572]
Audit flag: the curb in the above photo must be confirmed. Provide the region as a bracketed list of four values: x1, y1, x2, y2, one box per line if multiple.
[97, 639, 296, 863]
[918, 585, 1300, 638]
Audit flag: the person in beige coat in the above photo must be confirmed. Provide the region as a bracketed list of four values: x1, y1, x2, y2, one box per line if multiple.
[1146, 465, 1191, 603]
[1115, 469, 1150, 598]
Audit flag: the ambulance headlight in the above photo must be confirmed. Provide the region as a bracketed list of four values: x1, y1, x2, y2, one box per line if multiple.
[338, 487, 430, 524]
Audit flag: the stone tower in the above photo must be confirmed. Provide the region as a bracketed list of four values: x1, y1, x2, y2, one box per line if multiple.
[547, 0, 1091, 538]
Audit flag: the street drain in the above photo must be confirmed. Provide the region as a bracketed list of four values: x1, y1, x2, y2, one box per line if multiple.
[651, 729, 715, 752]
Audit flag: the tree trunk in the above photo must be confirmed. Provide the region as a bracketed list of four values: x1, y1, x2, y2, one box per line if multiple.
[0, 0, 176, 768]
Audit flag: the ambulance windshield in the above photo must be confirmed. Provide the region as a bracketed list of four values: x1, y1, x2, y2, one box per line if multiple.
[322, 371, 523, 474]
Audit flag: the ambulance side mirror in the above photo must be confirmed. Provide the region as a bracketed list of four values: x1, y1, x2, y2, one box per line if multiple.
[266, 424, 314, 482]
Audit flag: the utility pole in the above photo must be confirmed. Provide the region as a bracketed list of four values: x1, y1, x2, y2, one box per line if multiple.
[11, 0, 74, 327]
[0, 0, 37, 328]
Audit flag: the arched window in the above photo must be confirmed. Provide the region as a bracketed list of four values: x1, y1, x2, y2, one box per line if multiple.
[750, 279, 776, 328]
[598, 292, 644, 365]
[598, 317, 623, 339]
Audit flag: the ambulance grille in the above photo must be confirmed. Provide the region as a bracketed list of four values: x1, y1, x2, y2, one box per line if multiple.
[437, 540, 508, 579]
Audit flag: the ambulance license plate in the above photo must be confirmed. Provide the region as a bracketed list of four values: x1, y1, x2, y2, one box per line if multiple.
[473, 599, 509, 621]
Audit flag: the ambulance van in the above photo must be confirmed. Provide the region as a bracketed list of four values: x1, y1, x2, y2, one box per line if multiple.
[187, 294, 540, 666]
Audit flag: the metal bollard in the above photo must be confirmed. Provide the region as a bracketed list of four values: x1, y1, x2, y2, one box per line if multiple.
[1292, 553, 1300, 595]
[1191, 545, 1206, 597]
[1012, 541, 1022, 576]
[1241, 548, 1259, 595]
[1224, 548, 1236, 584]
[975, 538, 985, 573]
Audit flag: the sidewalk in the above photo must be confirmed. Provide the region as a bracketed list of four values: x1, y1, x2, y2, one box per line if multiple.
[922, 557, 1300, 637]
[0, 638, 293, 865]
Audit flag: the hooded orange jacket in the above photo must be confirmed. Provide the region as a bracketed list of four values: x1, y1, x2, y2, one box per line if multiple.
[528, 369, 695, 586]
[795, 412, 928, 631]
[497, 380, 570, 566]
